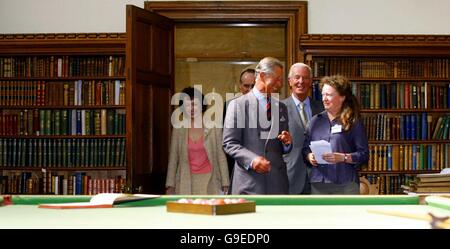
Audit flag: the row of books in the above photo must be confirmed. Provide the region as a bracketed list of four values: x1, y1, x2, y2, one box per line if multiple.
[362, 113, 450, 141]
[362, 174, 415, 195]
[0, 80, 125, 106]
[356, 82, 449, 109]
[0, 171, 126, 195]
[403, 172, 450, 193]
[311, 58, 449, 78]
[0, 138, 126, 168]
[0, 109, 126, 136]
[0, 56, 125, 78]
[364, 143, 449, 172]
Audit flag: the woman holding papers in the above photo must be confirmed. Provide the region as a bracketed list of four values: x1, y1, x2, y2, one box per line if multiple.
[302, 75, 369, 194]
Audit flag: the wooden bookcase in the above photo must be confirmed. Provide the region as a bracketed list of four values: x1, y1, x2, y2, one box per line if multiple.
[299, 34, 450, 194]
[0, 33, 127, 195]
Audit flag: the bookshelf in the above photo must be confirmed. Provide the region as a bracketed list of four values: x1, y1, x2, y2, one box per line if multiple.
[0, 33, 127, 195]
[299, 34, 450, 194]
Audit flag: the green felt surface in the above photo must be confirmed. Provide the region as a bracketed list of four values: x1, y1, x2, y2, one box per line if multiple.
[3, 195, 450, 229]
[119, 195, 420, 207]
[2, 194, 420, 206]
[425, 196, 450, 211]
[9, 195, 91, 205]
[1, 204, 449, 229]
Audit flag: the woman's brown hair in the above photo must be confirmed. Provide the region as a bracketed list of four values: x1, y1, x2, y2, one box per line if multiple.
[320, 75, 360, 131]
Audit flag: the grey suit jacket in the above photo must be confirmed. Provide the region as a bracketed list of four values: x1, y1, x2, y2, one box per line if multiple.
[223, 92, 290, 194]
[282, 96, 324, 194]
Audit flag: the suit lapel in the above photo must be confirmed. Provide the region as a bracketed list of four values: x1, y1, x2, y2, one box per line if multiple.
[267, 99, 278, 140]
[248, 93, 272, 152]
[203, 127, 212, 139]
[247, 93, 259, 130]
[288, 97, 305, 129]
[181, 128, 189, 164]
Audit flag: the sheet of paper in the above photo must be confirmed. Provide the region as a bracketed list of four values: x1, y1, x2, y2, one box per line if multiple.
[90, 193, 125, 205]
[440, 168, 450, 174]
[309, 140, 333, 164]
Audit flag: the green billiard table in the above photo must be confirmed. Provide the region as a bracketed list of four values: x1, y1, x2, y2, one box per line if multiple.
[1, 195, 449, 229]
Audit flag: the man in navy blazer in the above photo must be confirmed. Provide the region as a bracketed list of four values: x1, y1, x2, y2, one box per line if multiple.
[282, 63, 324, 194]
[223, 57, 292, 194]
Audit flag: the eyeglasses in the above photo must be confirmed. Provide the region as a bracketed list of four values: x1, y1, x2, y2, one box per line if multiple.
[242, 84, 254, 88]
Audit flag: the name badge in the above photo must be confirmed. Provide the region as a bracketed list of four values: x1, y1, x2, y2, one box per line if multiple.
[331, 124, 342, 134]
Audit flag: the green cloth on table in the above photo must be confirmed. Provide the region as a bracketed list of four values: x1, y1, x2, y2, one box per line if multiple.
[4, 195, 419, 206]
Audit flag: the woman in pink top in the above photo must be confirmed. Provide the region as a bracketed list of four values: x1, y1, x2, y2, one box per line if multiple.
[165, 87, 229, 195]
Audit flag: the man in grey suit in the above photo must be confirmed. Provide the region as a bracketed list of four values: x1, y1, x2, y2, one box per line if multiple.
[282, 63, 324, 194]
[223, 57, 292, 194]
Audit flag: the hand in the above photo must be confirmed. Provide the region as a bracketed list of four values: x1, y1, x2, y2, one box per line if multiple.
[222, 186, 229, 195]
[307, 153, 318, 166]
[322, 153, 345, 164]
[252, 156, 271, 174]
[166, 186, 175, 195]
[277, 130, 292, 145]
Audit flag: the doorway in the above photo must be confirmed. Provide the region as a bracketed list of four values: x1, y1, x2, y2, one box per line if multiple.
[147, 1, 308, 98]
[175, 23, 286, 99]
[126, 1, 308, 193]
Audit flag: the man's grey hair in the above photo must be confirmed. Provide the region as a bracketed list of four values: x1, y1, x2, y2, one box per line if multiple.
[288, 62, 312, 78]
[255, 57, 283, 78]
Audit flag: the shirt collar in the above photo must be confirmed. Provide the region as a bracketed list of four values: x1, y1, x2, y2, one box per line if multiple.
[253, 87, 282, 105]
[318, 110, 340, 124]
[253, 87, 268, 101]
[252, 87, 273, 101]
[291, 94, 310, 107]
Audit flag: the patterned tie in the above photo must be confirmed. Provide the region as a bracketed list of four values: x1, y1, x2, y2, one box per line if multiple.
[266, 94, 271, 121]
[299, 102, 308, 127]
